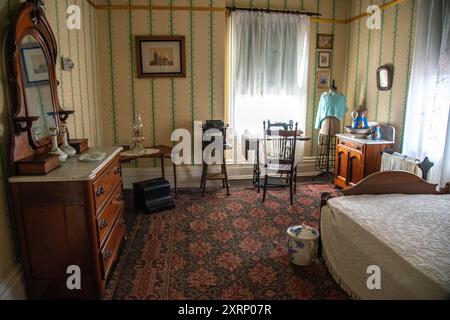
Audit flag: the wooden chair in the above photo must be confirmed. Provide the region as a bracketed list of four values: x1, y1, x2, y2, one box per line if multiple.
[200, 122, 230, 196]
[262, 121, 299, 205]
[254, 120, 294, 193]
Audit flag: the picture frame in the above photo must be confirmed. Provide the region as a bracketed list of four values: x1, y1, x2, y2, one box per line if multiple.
[135, 36, 186, 78]
[317, 71, 331, 89]
[20, 45, 49, 86]
[318, 51, 331, 68]
[317, 34, 334, 49]
[377, 64, 393, 91]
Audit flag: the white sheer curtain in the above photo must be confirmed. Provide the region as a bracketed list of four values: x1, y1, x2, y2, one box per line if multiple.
[403, 0, 450, 186]
[228, 11, 309, 149]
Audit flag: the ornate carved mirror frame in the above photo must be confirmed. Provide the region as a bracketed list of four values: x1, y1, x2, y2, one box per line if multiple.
[6, 0, 73, 170]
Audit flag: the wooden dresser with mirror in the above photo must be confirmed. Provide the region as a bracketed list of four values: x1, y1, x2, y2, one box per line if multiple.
[6, 1, 124, 299]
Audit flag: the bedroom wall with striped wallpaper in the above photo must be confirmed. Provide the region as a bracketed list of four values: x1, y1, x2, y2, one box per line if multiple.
[94, 0, 349, 160]
[343, 0, 417, 150]
[0, 0, 100, 297]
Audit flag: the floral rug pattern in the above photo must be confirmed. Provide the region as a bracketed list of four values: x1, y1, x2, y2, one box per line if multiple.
[105, 184, 348, 300]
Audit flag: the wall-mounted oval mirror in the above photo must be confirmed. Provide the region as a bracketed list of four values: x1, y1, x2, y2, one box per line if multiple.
[377, 65, 393, 91]
[19, 34, 57, 142]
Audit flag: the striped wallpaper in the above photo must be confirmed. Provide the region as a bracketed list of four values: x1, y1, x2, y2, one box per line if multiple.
[95, 0, 349, 161]
[0, 0, 101, 290]
[344, 0, 417, 150]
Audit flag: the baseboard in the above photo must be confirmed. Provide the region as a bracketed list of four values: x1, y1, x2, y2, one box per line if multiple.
[123, 157, 319, 189]
[0, 265, 26, 300]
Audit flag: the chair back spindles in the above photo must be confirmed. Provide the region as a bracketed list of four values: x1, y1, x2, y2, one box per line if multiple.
[262, 120, 299, 205]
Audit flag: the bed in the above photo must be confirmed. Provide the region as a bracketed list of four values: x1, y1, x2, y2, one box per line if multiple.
[320, 171, 450, 300]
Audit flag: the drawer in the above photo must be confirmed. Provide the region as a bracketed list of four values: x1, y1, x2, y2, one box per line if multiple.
[101, 209, 125, 280]
[93, 157, 122, 212]
[338, 139, 364, 153]
[96, 184, 124, 246]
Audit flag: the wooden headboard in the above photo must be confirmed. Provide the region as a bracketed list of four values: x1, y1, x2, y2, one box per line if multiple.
[343, 171, 449, 196]
[320, 171, 449, 208]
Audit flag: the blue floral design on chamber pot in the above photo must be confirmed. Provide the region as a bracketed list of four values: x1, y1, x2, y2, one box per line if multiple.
[296, 241, 305, 249]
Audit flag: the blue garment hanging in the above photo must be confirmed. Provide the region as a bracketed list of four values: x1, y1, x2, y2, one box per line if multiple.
[314, 91, 348, 130]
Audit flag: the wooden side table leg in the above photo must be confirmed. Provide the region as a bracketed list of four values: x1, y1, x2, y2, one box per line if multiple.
[173, 163, 178, 199]
[160, 157, 165, 180]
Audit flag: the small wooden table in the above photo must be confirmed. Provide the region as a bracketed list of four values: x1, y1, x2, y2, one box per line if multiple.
[119, 145, 178, 198]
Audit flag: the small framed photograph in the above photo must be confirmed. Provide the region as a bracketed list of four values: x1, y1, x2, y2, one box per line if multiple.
[20, 45, 49, 86]
[317, 34, 334, 49]
[136, 35, 186, 78]
[318, 71, 331, 88]
[318, 51, 331, 68]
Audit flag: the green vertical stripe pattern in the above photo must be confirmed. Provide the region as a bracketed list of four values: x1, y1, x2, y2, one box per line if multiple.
[75, 0, 85, 138]
[148, 0, 156, 149]
[169, 0, 176, 133]
[344, 0, 353, 131]
[310, 0, 320, 155]
[128, 0, 137, 126]
[208, 0, 215, 120]
[94, 5, 102, 144]
[375, 0, 386, 122]
[54, 0, 65, 109]
[88, 3, 99, 145]
[353, 0, 362, 109]
[364, 0, 373, 101]
[189, 0, 195, 138]
[400, 0, 416, 149]
[387, 4, 399, 125]
[82, 0, 93, 141]
[65, 0, 78, 137]
[107, 0, 117, 144]
[330, 0, 336, 82]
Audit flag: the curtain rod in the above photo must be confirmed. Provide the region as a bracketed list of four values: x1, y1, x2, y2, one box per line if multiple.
[226, 6, 321, 17]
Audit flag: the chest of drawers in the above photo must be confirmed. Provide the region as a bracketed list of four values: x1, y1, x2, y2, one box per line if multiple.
[9, 147, 124, 299]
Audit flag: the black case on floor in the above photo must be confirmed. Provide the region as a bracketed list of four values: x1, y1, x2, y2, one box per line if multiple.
[133, 178, 175, 214]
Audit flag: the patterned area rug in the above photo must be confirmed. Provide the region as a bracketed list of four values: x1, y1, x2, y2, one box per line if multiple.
[105, 183, 348, 300]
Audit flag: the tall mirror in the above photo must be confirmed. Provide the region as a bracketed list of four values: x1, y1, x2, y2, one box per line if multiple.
[19, 34, 57, 142]
[7, 0, 75, 173]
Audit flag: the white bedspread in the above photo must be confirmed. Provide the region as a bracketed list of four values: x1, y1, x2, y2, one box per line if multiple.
[321, 194, 450, 300]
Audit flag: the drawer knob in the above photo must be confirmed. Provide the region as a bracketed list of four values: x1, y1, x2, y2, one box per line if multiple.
[96, 185, 105, 196]
[114, 166, 121, 175]
[100, 219, 109, 229]
[104, 250, 113, 260]
[117, 193, 124, 201]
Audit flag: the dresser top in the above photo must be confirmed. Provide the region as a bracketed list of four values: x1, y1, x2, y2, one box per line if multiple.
[336, 134, 395, 145]
[9, 146, 123, 183]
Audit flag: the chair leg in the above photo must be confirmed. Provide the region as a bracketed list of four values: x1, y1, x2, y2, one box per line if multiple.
[202, 164, 208, 197]
[294, 166, 298, 194]
[289, 174, 294, 206]
[223, 163, 230, 196]
[200, 163, 206, 189]
[262, 174, 268, 202]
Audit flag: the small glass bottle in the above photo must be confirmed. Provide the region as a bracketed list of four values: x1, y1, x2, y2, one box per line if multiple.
[132, 114, 145, 154]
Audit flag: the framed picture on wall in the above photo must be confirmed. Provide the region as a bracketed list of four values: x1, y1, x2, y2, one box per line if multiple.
[317, 34, 334, 49]
[317, 71, 331, 88]
[318, 51, 331, 68]
[136, 36, 186, 78]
